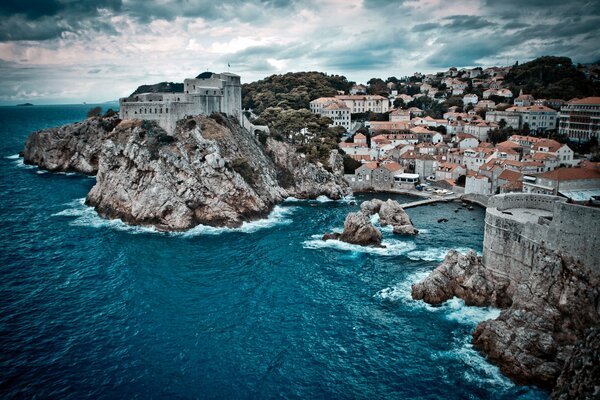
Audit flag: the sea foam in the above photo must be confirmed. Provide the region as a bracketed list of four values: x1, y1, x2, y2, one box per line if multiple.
[52, 198, 297, 236]
[303, 235, 417, 256]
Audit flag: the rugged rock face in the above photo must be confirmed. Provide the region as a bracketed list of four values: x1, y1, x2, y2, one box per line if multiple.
[412, 248, 600, 390]
[323, 211, 382, 246]
[22, 115, 120, 174]
[411, 250, 511, 307]
[322, 198, 418, 246]
[378, 199, 419, 235]
[551, 324, 600, 400]
[85, 116, 349, 230]
[339, 211, 382, 246]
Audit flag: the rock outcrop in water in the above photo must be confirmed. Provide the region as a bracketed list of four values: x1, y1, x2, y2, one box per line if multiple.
[360, 199, 418, 235]
[22, 115, 120, 174]
[23, 114, 349, 230]
[411, 250, 511, 307]
[338, 211, 382, 246]
[413, 248, 599, 391]
[323, 198, 417, 246]
[412, 193, 600, 395]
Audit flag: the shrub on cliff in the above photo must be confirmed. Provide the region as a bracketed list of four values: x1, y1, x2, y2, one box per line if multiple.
[87, 107, 102, 118]
[230, 157, 257, 186]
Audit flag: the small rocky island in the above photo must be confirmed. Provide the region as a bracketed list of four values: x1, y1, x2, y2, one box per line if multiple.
[21, 112, 349, 230]
[412, 193, 600, 398]
[322, 198, 418, 246]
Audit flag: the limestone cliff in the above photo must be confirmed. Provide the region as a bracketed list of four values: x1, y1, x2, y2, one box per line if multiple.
[411, 194, 600, 394]
[85, 115, 349, 230]
[22, 115, 120, 174]
[551, 324, 600, 400]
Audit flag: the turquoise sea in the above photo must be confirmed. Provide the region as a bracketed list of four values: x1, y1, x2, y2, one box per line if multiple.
[0, 105, 546, 399]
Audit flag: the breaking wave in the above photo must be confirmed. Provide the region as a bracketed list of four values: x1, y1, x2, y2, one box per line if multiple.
[52, 198, 298, 236]
[303, 235, 417, 256]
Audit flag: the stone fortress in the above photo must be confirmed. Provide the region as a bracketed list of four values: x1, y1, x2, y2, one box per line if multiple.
[118, 72, 242, 134]
[483, 193, 600, 285]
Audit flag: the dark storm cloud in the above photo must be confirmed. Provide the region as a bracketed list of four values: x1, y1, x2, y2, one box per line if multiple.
[0, 0, 302, 41]
[0, 0, 122, 41]
[418, 1, 600, 69]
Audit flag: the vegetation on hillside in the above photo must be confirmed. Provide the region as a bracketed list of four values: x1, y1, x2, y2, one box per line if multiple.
[241, 72, 353, 114]
[503, 56, 600, 100]
[130, 82, 184, 97]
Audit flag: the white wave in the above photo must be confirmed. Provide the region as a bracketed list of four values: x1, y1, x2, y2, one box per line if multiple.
[52, 198, 161, 234]
[52, 198, 297, 236]
[375, 272, 499, 326]
[36, 170, 47, 174]
[440, 335, 515, 390]
[314, 195, 334, 203]
[340, 194, 356, 203]
[303, 237, 416, 256]
[11, 156, 37, 170]
[406, 247, 479, 262]
[374, 271, 430, 302]
[5, 154, 20, 159]
[283, 196, 301, 202]
[181, 205, 297, 236]
[443, 297, 501, 325]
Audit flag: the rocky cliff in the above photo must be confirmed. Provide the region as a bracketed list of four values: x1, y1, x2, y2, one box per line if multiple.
[551, 324, 600, 400]
[22, 115, 120, 174]
[22, 113, 349, 230]
[412, 247, 599, 392]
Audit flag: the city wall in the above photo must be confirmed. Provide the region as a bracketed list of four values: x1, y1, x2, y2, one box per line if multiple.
[483, 193, 600, 294]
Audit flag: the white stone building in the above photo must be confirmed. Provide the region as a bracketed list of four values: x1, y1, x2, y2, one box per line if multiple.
[558, 97, 600, 141]
[119, 72, 242, 134]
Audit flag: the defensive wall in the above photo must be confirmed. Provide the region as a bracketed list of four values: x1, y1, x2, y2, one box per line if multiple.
[483, 193, 600, 295]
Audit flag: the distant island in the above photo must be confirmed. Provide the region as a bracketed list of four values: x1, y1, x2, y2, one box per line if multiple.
[16, 103, 34, 107]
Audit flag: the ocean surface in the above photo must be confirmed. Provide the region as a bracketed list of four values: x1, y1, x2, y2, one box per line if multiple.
[0, 105, 547, 399]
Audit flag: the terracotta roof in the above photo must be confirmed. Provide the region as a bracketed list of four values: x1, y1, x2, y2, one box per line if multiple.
[506, 105, 557, 113]
[531, 139, 563, 153]
[363, 162, 379, 170]
[498, 169, 522, 182]
[382, 162, 402, 172]
[496, 140, 522, 149]
[530, 152, 558, 161]
[354, 133, 366, 139]
[567, 97, 600, 105]
[537, 167, 600, 181]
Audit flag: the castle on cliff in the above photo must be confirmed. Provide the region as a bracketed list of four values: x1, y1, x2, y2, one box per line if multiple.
[118, 72, 242, 134]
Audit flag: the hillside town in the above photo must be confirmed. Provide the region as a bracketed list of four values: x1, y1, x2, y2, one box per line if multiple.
[305, 64, 600, 203]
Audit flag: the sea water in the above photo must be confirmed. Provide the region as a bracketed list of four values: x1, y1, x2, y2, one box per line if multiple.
[0, 105, 547, 399]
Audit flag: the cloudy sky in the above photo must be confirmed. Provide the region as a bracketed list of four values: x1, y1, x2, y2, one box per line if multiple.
[0, 0, 599, 104]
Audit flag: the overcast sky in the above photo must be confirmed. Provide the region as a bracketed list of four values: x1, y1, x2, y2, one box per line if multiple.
[0, 0, 599, 104]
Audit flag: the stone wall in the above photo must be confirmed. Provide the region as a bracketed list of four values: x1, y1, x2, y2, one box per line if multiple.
[483, 193, 600, 292]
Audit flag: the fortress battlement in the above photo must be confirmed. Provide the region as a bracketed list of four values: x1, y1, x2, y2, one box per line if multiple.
[119, 72, 241, 134]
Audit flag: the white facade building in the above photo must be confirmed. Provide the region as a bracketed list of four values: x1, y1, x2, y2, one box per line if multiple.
[119, 72, 242, 134]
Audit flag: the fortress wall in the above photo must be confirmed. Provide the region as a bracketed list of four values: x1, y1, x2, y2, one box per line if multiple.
[547, 202, 600, 271]
[221, 74, 242, 121]
[482, 193, 599, 293]
[487, 192, 565, 211]
[483, 208, 550, 295]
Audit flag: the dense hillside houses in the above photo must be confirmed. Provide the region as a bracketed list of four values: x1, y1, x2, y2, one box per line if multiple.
[261, 57, 600, 199]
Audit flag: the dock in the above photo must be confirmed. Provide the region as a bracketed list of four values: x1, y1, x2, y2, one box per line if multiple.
[400, 195, 461, 209]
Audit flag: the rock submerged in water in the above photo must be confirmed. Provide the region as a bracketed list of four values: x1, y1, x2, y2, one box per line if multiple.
[411, 248, 600, 392]
[23, 114, 350, 231]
